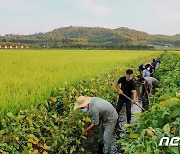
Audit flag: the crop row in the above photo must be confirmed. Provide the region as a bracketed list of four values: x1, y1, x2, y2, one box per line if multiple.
[0, 53, 160, 154]
[118, 52, 180, 154]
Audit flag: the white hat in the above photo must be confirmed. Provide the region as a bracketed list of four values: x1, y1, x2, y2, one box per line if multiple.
[74, 96, 91, 109]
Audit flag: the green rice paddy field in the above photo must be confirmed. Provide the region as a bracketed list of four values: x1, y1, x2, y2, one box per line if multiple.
[0, 49, 162, 113]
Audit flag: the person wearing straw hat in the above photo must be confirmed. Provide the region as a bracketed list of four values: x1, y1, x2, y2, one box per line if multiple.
[74, 96, 118, 154]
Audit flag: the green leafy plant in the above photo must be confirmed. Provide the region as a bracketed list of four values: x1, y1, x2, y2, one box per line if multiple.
[0, 53, 161, 153]
[118, 52, 180, 154]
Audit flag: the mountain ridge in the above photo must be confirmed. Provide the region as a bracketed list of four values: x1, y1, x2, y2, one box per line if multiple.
[0, 26, 179, 48]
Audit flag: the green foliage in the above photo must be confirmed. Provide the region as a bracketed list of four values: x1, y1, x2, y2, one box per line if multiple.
[118, 52, 180, 154]
[1, 27, 180, 48]
[0, 51, 160, 153]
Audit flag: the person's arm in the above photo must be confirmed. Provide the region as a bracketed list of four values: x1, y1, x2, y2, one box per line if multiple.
[149, 89, 152, 94]
[144, 84, 150, 95]
[142, 70, 145, 78]
[82, 124, 95, 135]
[132, 80, 137, 104]
[115, 82, 123, 94]
[151, 68, 155, 75]
[82, 108, 99, 135]
[132, 90, 137, 104]
[115, 77, 123, 94]
[148, 81, 153, 94]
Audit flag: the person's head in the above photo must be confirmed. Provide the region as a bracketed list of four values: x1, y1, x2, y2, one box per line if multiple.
[126, 69, 133, 81]
[74, 96, 91, 112]
[138, 64, 144, 71]
[145, 64, 151, 70]
[138, 77, 146, 84]
[153, 59, 156, 62]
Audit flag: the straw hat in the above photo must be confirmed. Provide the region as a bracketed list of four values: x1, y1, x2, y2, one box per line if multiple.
[74, 96, 91, 109]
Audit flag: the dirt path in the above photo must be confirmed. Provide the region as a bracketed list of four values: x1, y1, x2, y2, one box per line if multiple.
[110, 97, 143, 154]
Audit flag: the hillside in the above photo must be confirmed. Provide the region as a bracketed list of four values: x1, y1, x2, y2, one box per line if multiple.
[0, 26, 179, 49]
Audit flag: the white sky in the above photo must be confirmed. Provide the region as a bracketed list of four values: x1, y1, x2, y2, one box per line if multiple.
[0, 0, 180, 35]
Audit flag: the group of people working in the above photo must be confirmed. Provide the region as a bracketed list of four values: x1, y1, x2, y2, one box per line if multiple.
[138, 59, 160, 110]
[73, 59, 160, 154]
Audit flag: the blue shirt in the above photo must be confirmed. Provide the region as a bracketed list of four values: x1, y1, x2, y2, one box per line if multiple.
[143, 69, 151, 77]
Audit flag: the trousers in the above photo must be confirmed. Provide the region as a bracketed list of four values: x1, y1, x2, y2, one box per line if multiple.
[116, 98, 131, 123]
[99, 120, 117, 154]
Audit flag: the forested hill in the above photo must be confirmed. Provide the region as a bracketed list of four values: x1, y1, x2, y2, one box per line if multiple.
[0, 26, 180, 49]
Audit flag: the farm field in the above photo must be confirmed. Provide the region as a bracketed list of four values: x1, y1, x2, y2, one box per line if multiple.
[0, 49, 163, 153]
[0, 0, 179, 153]
[0, 49, 161, 113]
[0, 50, 179, 154]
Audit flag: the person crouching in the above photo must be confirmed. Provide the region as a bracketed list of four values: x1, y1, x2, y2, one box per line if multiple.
[74, 96, 118, 154]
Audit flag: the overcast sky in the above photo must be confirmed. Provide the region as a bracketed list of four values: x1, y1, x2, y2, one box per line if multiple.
[0, 0, 180, 35]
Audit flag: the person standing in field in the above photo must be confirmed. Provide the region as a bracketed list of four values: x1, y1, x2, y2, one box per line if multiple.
[138, 64, 145, 77]
[140, 77, 159, 94]
[138, 77, 159, 110]
[151, 59, 158, 69]
[74, 96, 118, 154]
[142, 64, 151, 77]
[138, 77, 151, 110]
[115, 69, 137, 124]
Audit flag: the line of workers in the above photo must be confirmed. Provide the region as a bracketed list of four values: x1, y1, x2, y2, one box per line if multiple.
[73, 58, 160, 154]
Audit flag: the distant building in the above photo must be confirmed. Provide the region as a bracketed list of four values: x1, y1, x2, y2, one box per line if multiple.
[0, 44, 30, 49]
